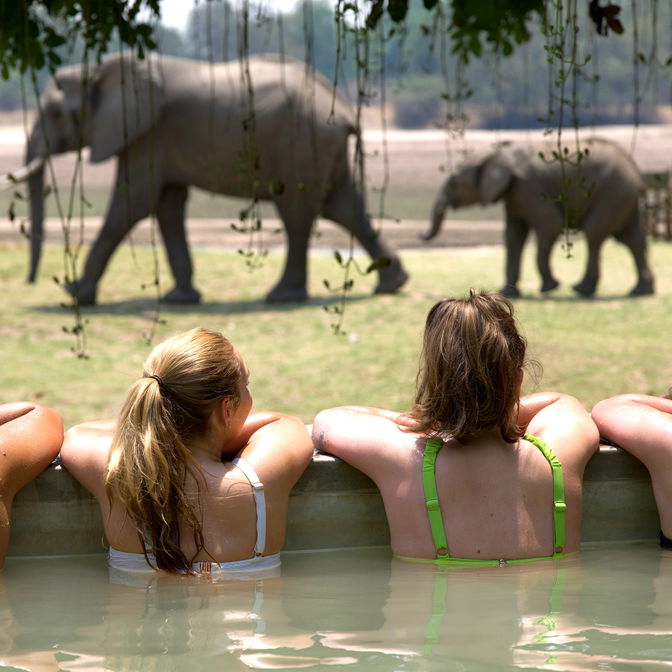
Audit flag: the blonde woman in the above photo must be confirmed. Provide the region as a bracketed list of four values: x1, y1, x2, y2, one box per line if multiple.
[0, 402, 63, 567]
[312, 291, 599, 565]
[60, 328, 313, 576]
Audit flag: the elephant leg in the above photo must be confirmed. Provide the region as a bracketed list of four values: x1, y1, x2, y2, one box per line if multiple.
[573, 194, 650, 298]
[572, 226, 608, 297]
[156, 184, 201, 304]
[266, 201, 313, 303]
[501, 216, 530, 298]
[613, 210, 655, 296]
[67, 153, 160, 305]
[321, 174, 408, 295]
[536, 228, 561, 294]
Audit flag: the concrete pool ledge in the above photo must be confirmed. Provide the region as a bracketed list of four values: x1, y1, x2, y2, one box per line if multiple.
[8, 445, 660, 557]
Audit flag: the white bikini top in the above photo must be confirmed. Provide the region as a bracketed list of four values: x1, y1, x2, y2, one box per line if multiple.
[109, 457, 279, 577]
[232, 456, 267, 556]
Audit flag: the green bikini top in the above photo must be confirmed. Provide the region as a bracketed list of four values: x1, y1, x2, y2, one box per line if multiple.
[419, 433, 566, 567]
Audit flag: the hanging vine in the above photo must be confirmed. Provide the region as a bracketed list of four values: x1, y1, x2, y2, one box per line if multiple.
[540, 0, 593, 256]
[2, 0, 668, 352]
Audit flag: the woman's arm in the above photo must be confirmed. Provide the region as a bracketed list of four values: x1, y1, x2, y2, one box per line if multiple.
[592, 394, 672, 471]
[238, 414, 314, 490]
[221, 412, 282, 459]
[522, 392, 599, 470]
[0, 402, 38, 425]
[311, 406, 417, 481]
[0, 403, 63, 499]
[518, 392, 566, 429]
[60, 421, 116, 498]
[323, 406, 419, 429]
[593, 395, 672, 538]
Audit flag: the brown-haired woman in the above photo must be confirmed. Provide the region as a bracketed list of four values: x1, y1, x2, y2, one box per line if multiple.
[312, 290, 599, 565]
[0, 402, 63, 567]
[60, 328, 313, 577]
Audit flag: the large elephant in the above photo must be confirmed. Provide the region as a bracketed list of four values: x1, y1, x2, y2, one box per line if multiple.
[7, 52, 408, 304]
[426, 138, 655, 298]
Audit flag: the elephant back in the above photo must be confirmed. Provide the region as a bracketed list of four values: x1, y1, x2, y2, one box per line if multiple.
[582, 137, 644, 191]
[243, 54, 356, 133]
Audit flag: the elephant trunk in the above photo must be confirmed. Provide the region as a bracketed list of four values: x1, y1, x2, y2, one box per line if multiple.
[422, 185, 451, 241]
[26, 133, 46, 283]
[0, 156, 45, 187]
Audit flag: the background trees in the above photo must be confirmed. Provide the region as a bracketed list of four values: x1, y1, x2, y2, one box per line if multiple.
[0, 1, 668, 129]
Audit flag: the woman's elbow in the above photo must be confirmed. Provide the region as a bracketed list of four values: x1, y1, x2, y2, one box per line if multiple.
[32, 405, 64, 453]
[311, 410, 339, 453]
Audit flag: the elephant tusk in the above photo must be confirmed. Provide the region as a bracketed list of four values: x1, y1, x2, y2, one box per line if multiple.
[0, 157, 45, 189]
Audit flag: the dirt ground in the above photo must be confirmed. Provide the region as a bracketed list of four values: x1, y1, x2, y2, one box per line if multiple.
[1, 114, 671, 250]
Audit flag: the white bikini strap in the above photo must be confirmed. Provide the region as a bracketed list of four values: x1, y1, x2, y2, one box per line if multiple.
[232, 457, 266, 555]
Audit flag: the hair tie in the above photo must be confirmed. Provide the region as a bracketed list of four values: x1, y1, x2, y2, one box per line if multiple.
[146, 374, 164, 387]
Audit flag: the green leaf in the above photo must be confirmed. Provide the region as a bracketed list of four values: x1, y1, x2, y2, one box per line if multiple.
[387, 0, 408, 23]
[365, 1, 384, 30]
[44, 31, 66, 48]
[26, 20, 39, 39]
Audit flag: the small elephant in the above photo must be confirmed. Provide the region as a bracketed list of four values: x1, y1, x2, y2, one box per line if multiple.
[425, 138, 655, 298]
[7, 52, 408, 304]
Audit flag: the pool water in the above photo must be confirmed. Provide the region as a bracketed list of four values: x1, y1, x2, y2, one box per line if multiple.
[1, 542, 671, 671]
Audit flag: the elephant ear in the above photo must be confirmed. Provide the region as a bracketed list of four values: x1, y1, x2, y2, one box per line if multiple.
[478, 152, 514, 204]
[87, 54, 164, 163]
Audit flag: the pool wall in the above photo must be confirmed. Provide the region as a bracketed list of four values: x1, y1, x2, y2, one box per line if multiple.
[7, 445, 659, 557]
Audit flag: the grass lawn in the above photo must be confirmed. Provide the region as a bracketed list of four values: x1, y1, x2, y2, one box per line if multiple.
[1, 236, 671, 429]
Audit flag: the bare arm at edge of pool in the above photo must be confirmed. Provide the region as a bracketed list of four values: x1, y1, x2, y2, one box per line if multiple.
[311, 406, 423, 482]
[0, 403, 63, 569]
[592, 394, 672, 539]
[60, 421, 116, 501]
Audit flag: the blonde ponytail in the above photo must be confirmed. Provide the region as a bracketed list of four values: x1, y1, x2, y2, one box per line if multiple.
[105, 328, 243, 573]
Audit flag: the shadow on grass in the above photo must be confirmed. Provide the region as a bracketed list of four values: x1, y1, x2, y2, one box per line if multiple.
[28, 293, 370, 316]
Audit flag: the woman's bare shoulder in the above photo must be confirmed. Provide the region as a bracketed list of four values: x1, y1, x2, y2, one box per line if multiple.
[60, 420, 115, 496]
[523, 393, 599, 469]
[236, 413, 313, 490]
[312, 406, 423, 481]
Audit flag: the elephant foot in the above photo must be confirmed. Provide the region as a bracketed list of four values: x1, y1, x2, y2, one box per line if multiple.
[63, 281, 97, 306]
[572, 280, 596, 298]
[374, 259, 409, 295]
[162, 286, 202, 304]
[540, 278, 560, 293]
[499, 284, 521, 299]
[266, 285, 309, 303]
[629, 279, 655, 297]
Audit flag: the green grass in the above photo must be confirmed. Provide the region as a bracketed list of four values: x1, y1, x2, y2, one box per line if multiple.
[1, 236, 671, 429]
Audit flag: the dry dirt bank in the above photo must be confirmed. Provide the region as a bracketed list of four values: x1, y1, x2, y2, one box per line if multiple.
[1, 121, 671, 249]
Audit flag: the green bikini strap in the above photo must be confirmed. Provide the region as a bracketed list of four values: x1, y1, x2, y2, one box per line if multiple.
[523, 434, 566, 555]
[422, 437, 450, 557]
[423, 434, 566, 558]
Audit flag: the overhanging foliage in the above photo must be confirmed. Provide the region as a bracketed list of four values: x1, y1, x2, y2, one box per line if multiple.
[1, 0, 626, 81]
[0, 0, 160, 78]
